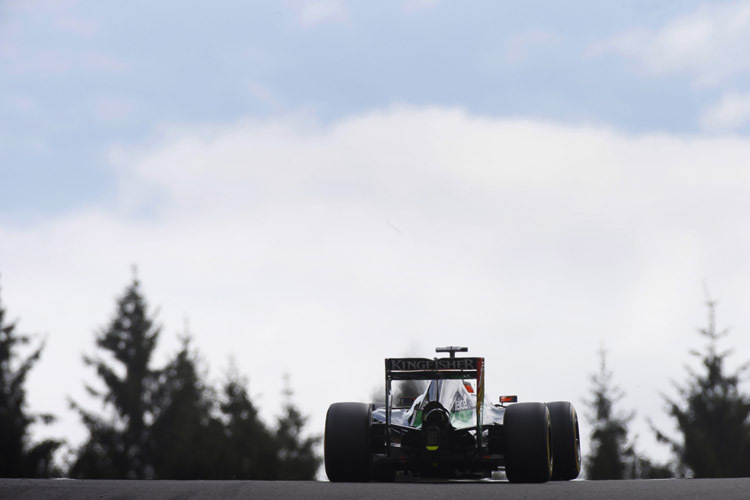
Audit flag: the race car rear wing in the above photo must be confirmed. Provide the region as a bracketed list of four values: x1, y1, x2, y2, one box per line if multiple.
[385, 357, 483, 381]
[383, 354, 486, 449]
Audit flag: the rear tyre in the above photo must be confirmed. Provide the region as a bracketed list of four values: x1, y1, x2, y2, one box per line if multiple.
[547, 401, 581, 481]
[324, 402, 372, 482]
[503, 402, 552, 483]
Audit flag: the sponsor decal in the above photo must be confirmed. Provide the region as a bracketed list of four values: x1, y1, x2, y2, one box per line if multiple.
[388, 358, 478, 371]
[452, 394, 470, 411]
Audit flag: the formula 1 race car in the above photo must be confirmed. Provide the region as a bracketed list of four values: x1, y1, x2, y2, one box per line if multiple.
[324, 346, 581, 482]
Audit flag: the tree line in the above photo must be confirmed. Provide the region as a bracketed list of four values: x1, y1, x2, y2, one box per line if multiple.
[585, 296, 750, 479]
[3, 276, 750, 479]
[0, 277, 320, 479]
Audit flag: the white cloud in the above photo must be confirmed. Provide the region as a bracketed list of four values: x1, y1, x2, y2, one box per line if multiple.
[701, 91, 750, 131]
[595, 1, 750, 86]
[4, 106, 750, 463]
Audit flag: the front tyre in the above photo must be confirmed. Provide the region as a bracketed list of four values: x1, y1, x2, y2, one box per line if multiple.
[324, 402, 372, 482]
[547, 401, 581, 481]
[504, 402, 552, 483]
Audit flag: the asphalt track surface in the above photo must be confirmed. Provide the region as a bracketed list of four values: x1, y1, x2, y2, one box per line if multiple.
[2, 478, 750, 500]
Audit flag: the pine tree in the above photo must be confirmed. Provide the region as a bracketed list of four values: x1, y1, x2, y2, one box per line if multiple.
[70, 277, 161, 479]
[0, 285, 61, 477]
[217, 367, 279, 479]
[585, 349, 632, 479]
[150, 337, 225, 479]
[585, 349, 672, 479]
[657, 298, 750, 477]
[274, 377, 321, 480]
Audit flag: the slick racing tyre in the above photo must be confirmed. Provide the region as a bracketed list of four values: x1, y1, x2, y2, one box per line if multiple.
[547, 401, 581, 481]
[324, 402, 372, 482]
[504, 402, 552, 483]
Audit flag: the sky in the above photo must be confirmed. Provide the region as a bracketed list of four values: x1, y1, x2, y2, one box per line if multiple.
[3, 0, 750, 473]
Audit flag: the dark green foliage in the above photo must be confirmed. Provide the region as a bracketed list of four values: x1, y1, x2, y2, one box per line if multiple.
[0, 287, 61, 477]
[585, 349, 672, 479]
[150, 337, 225, 479]
[585, 349, 632, 479]
[68, 415, 127, 479]
[216, 368, 279, 479]
[633, 455, 674, 479]
[274, 379, 322, 480]
[69, 276, 322, 479]
[70, 277, 161, 479]
[657, 299, 750, 478]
